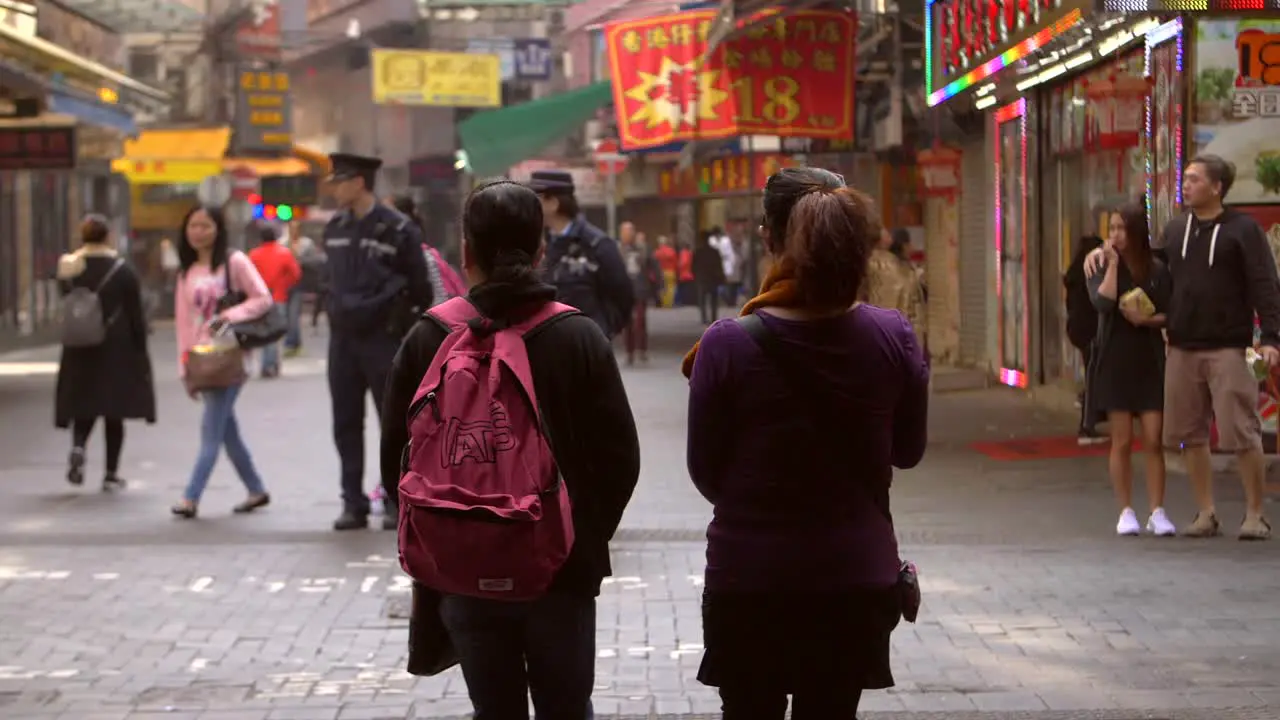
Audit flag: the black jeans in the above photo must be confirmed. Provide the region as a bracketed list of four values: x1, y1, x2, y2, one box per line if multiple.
[328, 331, 399, 515]
[72, 417, 124, 474]
[439, 593, 596, 720]
[721, 685, 862, 720]
[698, 284, 720, 324]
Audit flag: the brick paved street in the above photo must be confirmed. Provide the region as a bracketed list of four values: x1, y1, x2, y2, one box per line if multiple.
[0, 309, 1278, 719]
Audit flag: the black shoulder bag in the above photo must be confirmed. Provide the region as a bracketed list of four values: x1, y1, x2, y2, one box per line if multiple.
[735, 313, 921, 623]
[215, 253, 288, 350]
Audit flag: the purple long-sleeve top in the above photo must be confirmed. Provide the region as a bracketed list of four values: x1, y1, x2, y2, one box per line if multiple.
[687, 306, 929, 593]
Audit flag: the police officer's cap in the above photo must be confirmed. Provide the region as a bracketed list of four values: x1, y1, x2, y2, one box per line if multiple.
[327, 153, 383, 182]
[527, 170, 575, 195]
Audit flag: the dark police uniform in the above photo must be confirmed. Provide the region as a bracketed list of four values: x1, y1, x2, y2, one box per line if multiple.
[324, 153, 432, 529]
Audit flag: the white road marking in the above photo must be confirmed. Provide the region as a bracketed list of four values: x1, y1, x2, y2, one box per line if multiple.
[189, 576, 213, 593]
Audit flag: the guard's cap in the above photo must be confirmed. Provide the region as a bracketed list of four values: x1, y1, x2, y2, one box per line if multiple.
[527, 169, 575, 194]
[327, 153, 383, 181]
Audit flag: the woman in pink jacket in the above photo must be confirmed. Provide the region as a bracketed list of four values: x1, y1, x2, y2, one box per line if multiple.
[171, 206, 273, 518]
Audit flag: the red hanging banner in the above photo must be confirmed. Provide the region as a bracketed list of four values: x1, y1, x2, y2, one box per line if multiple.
[605, 9, 857, 151]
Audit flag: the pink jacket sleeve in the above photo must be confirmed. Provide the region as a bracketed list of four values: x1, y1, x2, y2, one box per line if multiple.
[221, 251, 273, 324]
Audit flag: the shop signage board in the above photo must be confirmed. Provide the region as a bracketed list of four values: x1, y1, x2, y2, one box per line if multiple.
[1191, 18, 1280, 205]
[260, 175, 318, 207]
[235, 0, 281, 61]
[0, 126, 75, 171]
[917, 145, 962, 199]
[371, 50, 502, 108]
[657, 154, 800, 198]
[925, 0, 1086, 106]
[234, 66, 293, 153]
[409, 156, 459, 192]
[513, 38, 552, 81]
[605, 9, 856, 151]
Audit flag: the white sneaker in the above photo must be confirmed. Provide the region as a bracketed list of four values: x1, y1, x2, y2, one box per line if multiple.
[1146, 507, 1177, 537]
[1116, 507, 1141, 536]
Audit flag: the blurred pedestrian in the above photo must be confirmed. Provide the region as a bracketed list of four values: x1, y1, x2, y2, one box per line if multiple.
[622, 230, 660, 364]
[693, 231, 725, 324]
[390, 195, 467, 306]
[653, 235, 677, 308]
[1064, 234, 1105, 444]
[247, 224, 301, 378]
[381, 180, 639, 720]
[283, 219, 316, 355]
[55, 214, 156, 491]
[530, 169, 634, 338]
[171, 206, 273, 518]
[677, 241, 695, 305]
[683, 168, 924, 719]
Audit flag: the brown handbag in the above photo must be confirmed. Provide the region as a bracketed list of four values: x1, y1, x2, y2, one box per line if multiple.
[185, 345, 247, 391]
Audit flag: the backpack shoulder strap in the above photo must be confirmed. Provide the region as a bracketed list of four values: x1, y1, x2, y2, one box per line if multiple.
[424, 295, 479, 333]
[515, 302, 580, 340]
[95, 258, 125, 292]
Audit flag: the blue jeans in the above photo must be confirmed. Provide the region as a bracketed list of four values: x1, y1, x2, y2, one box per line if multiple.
[284, 288, 303, 350]
[183, 384, 268, 502]
[260, 342, 280, 375]
[439, 593, 596, 720]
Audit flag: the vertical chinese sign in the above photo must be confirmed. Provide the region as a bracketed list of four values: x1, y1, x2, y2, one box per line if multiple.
[235, 66, 293, 154]
[605, 9, 856, 151]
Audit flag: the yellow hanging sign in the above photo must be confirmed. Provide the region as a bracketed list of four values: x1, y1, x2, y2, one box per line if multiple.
[370, 49, 501, 108]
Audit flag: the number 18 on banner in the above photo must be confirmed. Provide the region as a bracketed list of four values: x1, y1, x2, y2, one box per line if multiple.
[604, 9, 857, 151]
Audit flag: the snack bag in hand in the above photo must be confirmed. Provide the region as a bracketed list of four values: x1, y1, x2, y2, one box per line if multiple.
[1119, 287, 1155, 318]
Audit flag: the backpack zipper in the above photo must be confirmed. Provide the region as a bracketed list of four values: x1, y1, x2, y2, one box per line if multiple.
[408, 390, 441, 422]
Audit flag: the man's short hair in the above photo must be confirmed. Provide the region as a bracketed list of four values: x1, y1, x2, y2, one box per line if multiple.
[1190, 154, 1236, 199]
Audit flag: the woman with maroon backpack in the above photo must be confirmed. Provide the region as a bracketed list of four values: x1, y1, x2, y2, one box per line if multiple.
[380, 180, 640, 719]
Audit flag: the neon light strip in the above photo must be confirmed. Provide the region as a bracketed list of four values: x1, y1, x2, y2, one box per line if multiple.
[1144, 18, 1183, 231]
[993, 98, 1029, 389]
[926, 8, 1084, 107]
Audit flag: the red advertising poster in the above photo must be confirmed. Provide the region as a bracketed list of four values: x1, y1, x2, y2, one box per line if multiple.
[657, 154, 801, 198]
[606, 9, 856, 151]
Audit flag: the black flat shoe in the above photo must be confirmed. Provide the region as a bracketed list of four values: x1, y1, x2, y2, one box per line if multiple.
[333, 510, 369, 531]
[66, 448, 85, 486]
[102, 475, 126, 492]
[171, 502, 198, 519]
[233, 493, 270, 514]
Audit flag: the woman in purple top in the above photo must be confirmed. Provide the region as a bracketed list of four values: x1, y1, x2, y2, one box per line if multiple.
[687, 167, 930, 719]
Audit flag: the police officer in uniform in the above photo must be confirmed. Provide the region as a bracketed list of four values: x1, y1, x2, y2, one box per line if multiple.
[323, 153, 432, 531]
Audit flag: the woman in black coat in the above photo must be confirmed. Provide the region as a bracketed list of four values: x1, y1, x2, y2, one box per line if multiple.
[55, 215, 156, 490]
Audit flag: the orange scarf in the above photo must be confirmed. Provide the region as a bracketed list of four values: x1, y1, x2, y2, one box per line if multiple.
[681, 258, 804, 378]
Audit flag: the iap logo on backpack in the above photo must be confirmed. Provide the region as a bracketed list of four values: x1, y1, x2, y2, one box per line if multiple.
[398, 297, 578, 601]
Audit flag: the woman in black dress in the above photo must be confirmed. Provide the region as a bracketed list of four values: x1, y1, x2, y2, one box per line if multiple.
[55, 215, 156, 490]
[1087, 201, 1173, 537]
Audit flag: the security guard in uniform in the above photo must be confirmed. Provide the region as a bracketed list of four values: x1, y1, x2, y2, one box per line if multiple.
[323, 153, 432, 531]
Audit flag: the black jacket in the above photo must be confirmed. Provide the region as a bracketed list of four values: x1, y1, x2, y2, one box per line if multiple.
[322, 203, 432, 336]
[693, 244, 725, 287]
[55, 252, 156, 428]
[1162, 208, 1280, 350]
[541, 216, 634, 338]
[380, 280, 641, 596]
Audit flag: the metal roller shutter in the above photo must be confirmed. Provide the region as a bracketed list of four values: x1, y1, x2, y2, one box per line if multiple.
[957, 133, 989, 367]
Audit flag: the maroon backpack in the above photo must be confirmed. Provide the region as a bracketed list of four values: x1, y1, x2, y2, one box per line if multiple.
[398, 296, 577, 600]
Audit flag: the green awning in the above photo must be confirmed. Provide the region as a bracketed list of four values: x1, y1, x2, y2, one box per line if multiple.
[458, 81, 613, 178]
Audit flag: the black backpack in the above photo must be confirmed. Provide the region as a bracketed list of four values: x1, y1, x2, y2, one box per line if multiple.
[1064, 267, 1096, 351]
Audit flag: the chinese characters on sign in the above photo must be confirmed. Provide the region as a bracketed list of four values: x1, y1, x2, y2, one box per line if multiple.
[0, 126, 76, 171]
[932, 0, 1064, 82]
[371, 50, 501, 108]
[606, 9, 856, 150]
[1233, 30, 1280, 119]
[234, 67, 293, 153]
[657, 154, 800, 198]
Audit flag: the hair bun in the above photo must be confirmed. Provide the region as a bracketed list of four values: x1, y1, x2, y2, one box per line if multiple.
[494, 248, 533, 266]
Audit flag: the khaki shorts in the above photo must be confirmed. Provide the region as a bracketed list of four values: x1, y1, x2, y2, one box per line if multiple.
[1163, 346, 1262, 451]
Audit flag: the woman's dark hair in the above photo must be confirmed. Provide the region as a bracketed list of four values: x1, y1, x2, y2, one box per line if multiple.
[889, 228, 911, 261]
[392, 195, 418, 219]
[1115, 201, 1152, 284]
[80, 214, 110, 246]
[259, 224, 278, 243]
[464, 180, 544, 285]
[765, 168, 878, 309]
[761, 167, 847, 254]
[177, 205, 229, 276]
